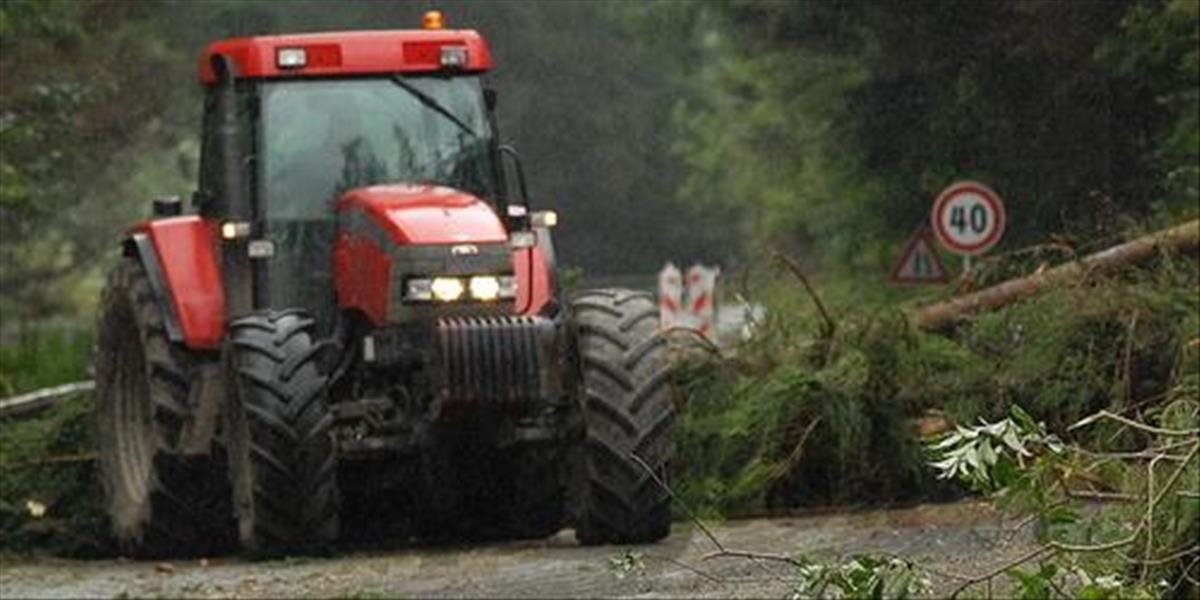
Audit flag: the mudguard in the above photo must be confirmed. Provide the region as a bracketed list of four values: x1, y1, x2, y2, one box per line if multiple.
[126, 217, 226, 350]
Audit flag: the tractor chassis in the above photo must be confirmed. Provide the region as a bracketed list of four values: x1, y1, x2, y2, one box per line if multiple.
[328, 313, 579, 459]
[332, 404, 577, 458]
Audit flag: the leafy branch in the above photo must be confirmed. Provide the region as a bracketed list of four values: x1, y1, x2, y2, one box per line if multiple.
[927, 404, 1200, 599]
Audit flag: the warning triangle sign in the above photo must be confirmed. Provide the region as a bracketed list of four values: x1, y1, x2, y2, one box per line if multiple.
[890, 227, 948, 284]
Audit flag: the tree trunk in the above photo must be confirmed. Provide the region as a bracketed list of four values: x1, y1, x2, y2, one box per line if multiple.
[915, 220, 1199, 331]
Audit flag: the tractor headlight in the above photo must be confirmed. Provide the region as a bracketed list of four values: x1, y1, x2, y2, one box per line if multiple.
[430, 277, 465, 302]
[468, 276, 501, 301]
[404, 275, 517, 303]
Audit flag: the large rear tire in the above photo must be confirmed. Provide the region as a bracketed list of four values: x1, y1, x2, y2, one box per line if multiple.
[95, 257, 233, 557]
[225, 310, 339, 556]
[571, 289, 674, 545]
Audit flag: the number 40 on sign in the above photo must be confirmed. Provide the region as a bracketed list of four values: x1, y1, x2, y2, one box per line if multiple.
[931, 181, 1006, 258]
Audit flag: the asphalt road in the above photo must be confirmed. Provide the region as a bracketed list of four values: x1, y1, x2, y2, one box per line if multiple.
[0, 500, 1035, 599]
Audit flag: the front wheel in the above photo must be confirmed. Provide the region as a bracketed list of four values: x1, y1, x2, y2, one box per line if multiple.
[571, 289, 675, 545]
[225, 310, 339, 556]
[94, 257, 233, 557]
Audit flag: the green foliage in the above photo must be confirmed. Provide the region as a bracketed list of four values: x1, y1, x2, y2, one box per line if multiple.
[0, 0, 198, 327]
[926, 389, 1198, 597]
[927, 406, 1064, 493]
[1098, 0, 1200, 219]
[673, 244, 1198, 526]
[0, 328, 101, 557]
[674, 285, 950, 512]
[790, 554, 930, 600]
[0, 328, 92, 396]
[0, 395, 109, 556]
[620, 1, 1200, 271]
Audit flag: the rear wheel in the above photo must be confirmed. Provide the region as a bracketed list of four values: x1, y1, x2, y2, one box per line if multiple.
[95, 257, 232, 557]
[571, 289, 674, 545]
[225, 310, 339, 556]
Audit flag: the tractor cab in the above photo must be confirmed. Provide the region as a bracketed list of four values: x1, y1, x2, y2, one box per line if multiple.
[193, 22, 514, 329]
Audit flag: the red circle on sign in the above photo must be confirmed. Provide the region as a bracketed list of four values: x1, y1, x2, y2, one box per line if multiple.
[931, 181, 1006, 256]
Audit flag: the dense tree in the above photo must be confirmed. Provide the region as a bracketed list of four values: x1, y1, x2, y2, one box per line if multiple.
[623, 0, 1199, 270]
[1, 0, 194, 324]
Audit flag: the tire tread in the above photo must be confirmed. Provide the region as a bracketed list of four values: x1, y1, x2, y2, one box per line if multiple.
[571, 288, 674, 545]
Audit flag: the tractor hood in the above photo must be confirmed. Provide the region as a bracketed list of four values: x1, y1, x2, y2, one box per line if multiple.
[336, 184, 508, 246]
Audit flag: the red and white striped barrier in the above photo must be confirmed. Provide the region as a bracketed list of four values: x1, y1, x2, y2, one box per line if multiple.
[686, 265, 719, 339]
[658, 262, 684, 330]
[658, 263, 720, 340]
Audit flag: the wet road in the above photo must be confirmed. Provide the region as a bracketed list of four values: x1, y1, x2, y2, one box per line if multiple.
[0, 500, 1034, 598]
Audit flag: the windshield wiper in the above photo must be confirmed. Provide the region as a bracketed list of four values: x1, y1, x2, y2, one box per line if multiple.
[389, 76, 477, 139]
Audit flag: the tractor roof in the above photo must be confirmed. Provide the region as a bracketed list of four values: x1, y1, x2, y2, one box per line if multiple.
[197, 29, 493, 85]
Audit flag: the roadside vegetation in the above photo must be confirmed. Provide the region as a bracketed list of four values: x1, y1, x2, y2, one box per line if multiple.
[675, 237, 1198, 512]
[663, 237, 1198, 597]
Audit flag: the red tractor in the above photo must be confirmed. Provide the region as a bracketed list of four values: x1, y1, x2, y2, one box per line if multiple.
[94, 14, 674, 557]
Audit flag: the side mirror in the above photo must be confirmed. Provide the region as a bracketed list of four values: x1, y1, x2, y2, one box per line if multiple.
[484, 88, 498, 112]
[499, 144, 530, 205]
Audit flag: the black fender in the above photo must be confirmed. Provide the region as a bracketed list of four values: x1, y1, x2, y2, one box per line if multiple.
[124, 233, 185, 344]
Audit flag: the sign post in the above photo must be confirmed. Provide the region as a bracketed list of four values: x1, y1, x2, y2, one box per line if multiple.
[930, 181, 1006, 273]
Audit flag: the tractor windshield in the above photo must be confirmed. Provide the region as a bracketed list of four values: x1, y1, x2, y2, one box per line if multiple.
[256, 75, 496, 326]
[260, 75, 496, 219]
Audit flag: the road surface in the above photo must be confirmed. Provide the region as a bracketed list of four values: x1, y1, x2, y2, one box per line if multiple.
[0, 500, 1034, 598]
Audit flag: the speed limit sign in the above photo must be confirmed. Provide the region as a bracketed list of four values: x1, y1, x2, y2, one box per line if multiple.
[931, 181, 1006, 256]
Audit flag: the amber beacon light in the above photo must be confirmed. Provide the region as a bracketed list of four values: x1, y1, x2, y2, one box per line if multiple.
[423, 10, 444, 30]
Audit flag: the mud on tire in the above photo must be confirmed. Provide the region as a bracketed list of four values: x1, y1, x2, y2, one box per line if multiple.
[571, 289, 674, 545]
[95, 257, 233, 557]
[225, 310, 339, 556]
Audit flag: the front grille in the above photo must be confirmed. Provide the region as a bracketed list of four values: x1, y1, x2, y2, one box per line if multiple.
[434, 316, 559, 413]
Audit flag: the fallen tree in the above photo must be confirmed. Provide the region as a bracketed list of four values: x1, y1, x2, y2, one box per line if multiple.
[915, 220, 1199, 331]
[0, 381, 95, 420]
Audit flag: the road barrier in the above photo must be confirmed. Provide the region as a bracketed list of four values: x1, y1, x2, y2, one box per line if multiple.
[659, 262, 720, 340]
